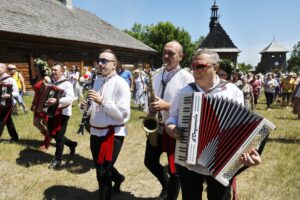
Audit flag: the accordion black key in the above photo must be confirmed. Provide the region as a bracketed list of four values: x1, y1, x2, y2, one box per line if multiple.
[175, 92, 276, 186]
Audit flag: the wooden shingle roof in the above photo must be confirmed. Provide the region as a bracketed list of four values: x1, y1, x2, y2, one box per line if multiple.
[199, 23, 241, 53]
[260, 41, 289, 53]
[0, 0, 156, 53]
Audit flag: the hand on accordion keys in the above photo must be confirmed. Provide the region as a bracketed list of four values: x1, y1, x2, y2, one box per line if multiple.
[240, 149, 261, 167]
[46, 98, 58, 107]
[1, 93, 11, 99]
[165, 124, 186, 139]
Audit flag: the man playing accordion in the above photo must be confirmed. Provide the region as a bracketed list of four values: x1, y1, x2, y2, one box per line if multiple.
[47, 62, 77, 169]
[165, 49, 262, 200]
[0, 63, 19, 141]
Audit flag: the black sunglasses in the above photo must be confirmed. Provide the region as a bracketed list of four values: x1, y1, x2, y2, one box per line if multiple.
[97, 58, 115, 65]
[191, 63, 213, 70]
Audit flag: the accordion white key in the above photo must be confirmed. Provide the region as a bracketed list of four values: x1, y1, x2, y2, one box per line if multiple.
[175, 92, 276, 186]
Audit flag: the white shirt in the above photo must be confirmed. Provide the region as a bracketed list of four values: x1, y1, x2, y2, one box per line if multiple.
[54, 76, 75, 116]
[0, 74, 19, 99]
[152, 66, 194, 124]
[166, 76, 244, 175]
[68, 71, 79, 85]
[89, 74, 131, 137]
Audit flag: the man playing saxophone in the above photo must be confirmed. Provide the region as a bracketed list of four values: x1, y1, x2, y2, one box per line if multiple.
[144, 41, 194, 200]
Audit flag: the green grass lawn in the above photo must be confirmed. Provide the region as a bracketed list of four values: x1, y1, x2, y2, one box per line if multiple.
[0, 95, 299, 200]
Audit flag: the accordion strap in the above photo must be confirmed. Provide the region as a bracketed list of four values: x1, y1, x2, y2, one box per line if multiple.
[52, 78, 69, 86]
[188, 79, 229, 94]
[0, 75, 11, 82]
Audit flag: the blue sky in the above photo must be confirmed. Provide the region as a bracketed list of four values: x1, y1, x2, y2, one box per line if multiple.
[73, 0, 300, 66]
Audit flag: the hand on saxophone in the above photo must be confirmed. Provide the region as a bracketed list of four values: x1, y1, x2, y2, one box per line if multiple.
[150, 96, 171, 111]
[87, 89, 104, 105]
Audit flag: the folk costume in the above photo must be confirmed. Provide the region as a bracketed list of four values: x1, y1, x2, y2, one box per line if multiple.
[31, 79, 50, 148]
[0, 75, 19, 141]
[47, 76, 77, 165]
[88, 73, 131, 200]
[144, 66, 194, 200]
[166, 76, 244, 200]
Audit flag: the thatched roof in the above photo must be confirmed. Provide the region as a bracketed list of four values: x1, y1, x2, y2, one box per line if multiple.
[0, 0, 156, 53]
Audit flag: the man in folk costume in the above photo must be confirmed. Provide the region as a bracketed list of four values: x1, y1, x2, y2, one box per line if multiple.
[144, 41, 194, 200]
[0, 63, 19, 141]
[81, 49, 130, 200]
[165, 49, 262, 200]
[47, 62, 77, 169]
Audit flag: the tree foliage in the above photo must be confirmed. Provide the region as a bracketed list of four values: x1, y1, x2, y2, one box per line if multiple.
[287, 41, 300, 73]
[124, 21, 200, 68]
[219, 59, 235, 76]
[238, 62, 253, 73]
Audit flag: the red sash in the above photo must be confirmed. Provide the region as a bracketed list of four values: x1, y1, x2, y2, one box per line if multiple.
[90, 124, 124, 164]
[49, 105, 69, 136]
[232, 177, 239, 200]
[161, 124, 176, 174]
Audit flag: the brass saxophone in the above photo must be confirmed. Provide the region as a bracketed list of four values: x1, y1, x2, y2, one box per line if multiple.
[143, 71, 158, 132]
[143, 69, 159, 147]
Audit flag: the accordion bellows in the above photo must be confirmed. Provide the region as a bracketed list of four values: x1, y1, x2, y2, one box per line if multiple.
[175, 92, 276, 186]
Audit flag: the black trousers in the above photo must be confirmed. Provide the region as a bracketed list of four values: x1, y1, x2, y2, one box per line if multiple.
[180, 166, 231, 200]
[0, 112, 18, 140]
[48, 115, 76, 161]
[265, 92, 274, 108]
[90, 135, 124, 200]
[144, 134, 181, 200]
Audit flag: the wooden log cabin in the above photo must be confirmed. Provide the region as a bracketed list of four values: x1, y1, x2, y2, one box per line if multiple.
[0, 0, 156, 91]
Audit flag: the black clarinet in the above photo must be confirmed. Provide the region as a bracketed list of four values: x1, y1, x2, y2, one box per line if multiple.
[77, 72, 97, 135]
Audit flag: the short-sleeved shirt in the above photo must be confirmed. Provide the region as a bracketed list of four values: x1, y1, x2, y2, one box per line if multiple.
[118, 70, 132, 87]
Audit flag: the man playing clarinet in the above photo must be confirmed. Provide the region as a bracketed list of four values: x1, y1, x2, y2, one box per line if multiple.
[0, 63, 19, 141]
[165, 49, 262, 200]
[80, 49, 131, 200]
[47, 62, 77, 169]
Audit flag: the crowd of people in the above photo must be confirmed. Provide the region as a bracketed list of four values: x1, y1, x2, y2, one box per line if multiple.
[0, 41, 299, 200]
[215, 67, 300, 118]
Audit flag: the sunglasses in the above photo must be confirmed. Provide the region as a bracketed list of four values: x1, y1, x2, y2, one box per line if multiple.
[191, 63, 213, 70]
[97, 58, 115, 65]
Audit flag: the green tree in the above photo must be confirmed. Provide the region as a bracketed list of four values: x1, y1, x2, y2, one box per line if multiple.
[124, 23, 147, 42]
[124, 21, 199, 68]
[238, 62, 253, 73]
[193, 35, 205, 49]
[287, 41, 300, 73]
[255, 62, 265, 74]
[219, 59, 235, 76]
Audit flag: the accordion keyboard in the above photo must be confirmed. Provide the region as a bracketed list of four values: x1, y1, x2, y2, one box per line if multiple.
[175, 94, 193, 166]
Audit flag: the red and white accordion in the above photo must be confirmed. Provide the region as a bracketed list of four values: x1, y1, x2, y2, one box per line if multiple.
[0, 83, 13, 107]
[35, 83, 64, 116]
[175, 92, 276, 186]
